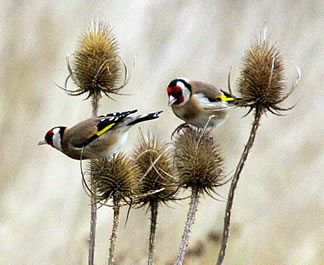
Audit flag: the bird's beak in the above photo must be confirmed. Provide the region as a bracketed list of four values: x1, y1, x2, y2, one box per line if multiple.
[38, 139, 47, 145]
[168, 96, 177, 107]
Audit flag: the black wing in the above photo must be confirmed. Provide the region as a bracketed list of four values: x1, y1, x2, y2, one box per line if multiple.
[220, 89, 235, 99]
[74, 110, 137, 148]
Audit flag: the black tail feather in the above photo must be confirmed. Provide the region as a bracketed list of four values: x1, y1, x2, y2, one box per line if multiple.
[99, 109, 138, 118]
[127, 111, 163, 126]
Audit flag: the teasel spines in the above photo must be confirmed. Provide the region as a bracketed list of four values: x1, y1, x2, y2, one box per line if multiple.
[173, 126, 225, 197]
[237, 39, 290, 115]
[90, 153, 140, 204]
[67, 21, 121, 99]
[133, 133, 177, 206]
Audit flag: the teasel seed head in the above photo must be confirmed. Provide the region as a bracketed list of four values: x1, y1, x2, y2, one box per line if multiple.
[173, 126, 225, 197]
[65, 21, 122, 99]
[90, 153, 140, 204]
[237, 39, 294, 115]
[133, 132, 177, 206]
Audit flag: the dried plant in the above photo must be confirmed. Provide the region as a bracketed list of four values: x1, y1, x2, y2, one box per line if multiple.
[133, 132, 176, 265]
[216, 37, 300, 265]
[60, 21, 125, 265]
[91, 153, 140, 265]
[64, 21, 121, 100]
[91, 154, 139, 204]
[173, 126, 225, 265]
[174, 126, 224, 195]
[236, 39, 293, 115]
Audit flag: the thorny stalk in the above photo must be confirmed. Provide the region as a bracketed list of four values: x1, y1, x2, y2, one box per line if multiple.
[176, 187, 200, 265]
[148, 200, 159, 265]
[108, 196, 121, 265]
[89, 93, 101, 265]
[216, 107, 262, 265]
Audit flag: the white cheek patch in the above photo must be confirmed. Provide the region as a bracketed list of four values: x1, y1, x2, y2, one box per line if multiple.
[176, 80, 186, 90]
[178, 85, 191, 106]
[52, 128, 63, 151]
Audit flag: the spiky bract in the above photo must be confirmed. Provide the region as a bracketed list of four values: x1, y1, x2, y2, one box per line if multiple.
[69, 22, 121, 99]
[133, 133, 176, 206]
[173, 126, 224, 196]
[237, 40, 288, 114]
[90, 153, 139, 203]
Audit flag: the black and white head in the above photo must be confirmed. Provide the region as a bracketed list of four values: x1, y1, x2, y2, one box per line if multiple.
[167, 78, 192, 106]
[38, 126, 66, 151]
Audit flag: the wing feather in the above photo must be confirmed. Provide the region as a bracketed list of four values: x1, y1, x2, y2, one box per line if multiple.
[64, 110, 137, 148]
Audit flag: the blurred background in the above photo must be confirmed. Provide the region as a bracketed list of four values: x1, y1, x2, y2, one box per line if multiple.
[1, 1, 323, 264]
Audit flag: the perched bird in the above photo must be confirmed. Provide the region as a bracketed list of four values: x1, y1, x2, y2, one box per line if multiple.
[167, 78, 236, 128]
[38, 110, 162, 160]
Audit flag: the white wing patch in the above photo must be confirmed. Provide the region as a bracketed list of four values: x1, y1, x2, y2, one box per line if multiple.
[195, 93, 230, 110]
[104, 132, 128, 160]
[195, 93, 215, 107]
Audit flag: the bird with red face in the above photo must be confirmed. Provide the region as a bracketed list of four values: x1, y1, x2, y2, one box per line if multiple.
[38, 110, 162, 160]
[167, 78, 236, 129]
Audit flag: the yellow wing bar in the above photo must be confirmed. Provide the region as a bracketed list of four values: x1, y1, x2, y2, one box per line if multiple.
[220, 95, 235, 102]
[96, 123, 115, 136]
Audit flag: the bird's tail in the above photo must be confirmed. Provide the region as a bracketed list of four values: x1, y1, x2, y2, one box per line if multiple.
[127, 111, 163, 126]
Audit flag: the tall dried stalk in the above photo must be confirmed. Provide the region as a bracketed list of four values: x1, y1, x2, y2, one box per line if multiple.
[176, 187, 200, 265]
[148, 200, 158, 265]
[173, 127, 224, 264]
[63, 22, 121, 265]
[88, 94, 100, 265]
[133, 133, 176, 265]
[216, 37, 298, 264]
[216, 107, 262, 265]
[108, 197, 121, 265]
[91, 154, 140, 264]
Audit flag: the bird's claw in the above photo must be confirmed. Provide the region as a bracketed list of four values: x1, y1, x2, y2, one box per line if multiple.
[171, 123, 191, 139]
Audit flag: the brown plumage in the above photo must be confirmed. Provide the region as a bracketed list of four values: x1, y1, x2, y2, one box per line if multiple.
[61, 119, 124, 159]
[38, 110, 162, 160]
[167, 78, 235, 128]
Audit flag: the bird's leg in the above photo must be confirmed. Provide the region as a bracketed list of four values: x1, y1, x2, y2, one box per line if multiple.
[171, 123, 191, 138]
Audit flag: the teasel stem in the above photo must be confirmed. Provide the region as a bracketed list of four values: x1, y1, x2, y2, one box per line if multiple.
[89, 93, 101, 265]
[176, 186, 200, 265]
[216, 106, 262, 265]
[148, 200, 158, 265]
[91, 93, 101, 117]
[108, 196, 121, 265]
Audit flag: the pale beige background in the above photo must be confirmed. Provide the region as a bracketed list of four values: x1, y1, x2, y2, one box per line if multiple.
[1, 1, 323, 264]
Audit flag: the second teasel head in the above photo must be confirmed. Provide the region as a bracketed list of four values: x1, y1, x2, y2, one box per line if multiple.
[67, 21, 121, 99]
[90, 153, 140, 204]
[237, 39, 289, 114]
[133, 133, 177, 206]
[173, 126, 225, 196]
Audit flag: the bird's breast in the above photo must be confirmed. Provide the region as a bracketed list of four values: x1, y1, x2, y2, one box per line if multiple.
[62, 131, 128, 160]
[172, 97, 228, 128]
[172, 97, 201, 121]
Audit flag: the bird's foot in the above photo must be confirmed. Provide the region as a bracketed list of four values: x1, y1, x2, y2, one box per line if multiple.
[171, 123, 191, 139]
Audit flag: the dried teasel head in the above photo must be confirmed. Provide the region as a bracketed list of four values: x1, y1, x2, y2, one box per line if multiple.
[237, 39, 298, 115]
[173, 126, 225, 197]
[90, 153, 140, 204]
[64, 21, 125, 99]
[133, 132, 177, 206]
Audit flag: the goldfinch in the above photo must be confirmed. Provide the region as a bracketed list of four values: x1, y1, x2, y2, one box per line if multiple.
[38, 110, 162, 160]
[167, 78, 235, 128]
